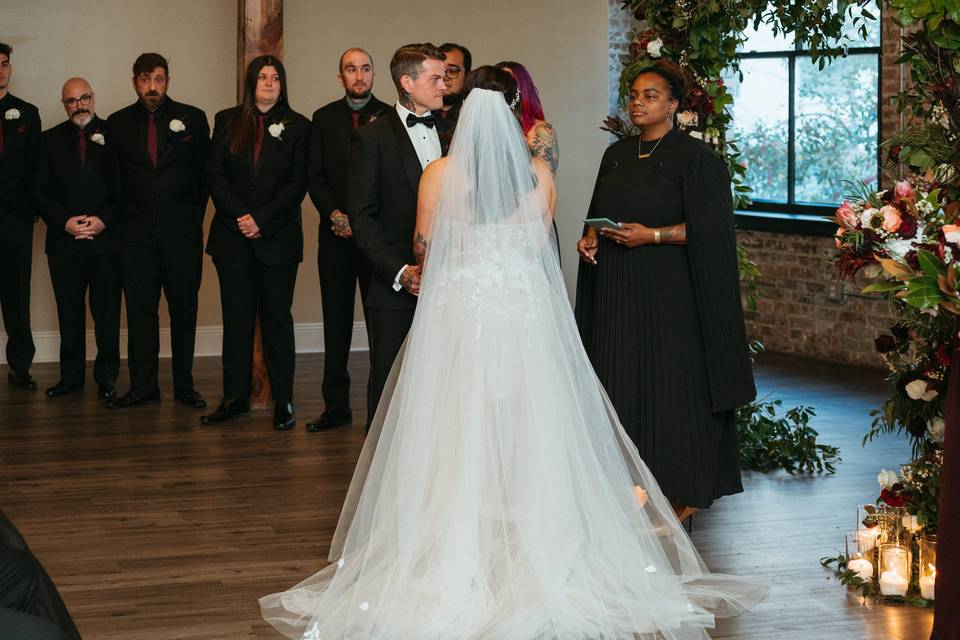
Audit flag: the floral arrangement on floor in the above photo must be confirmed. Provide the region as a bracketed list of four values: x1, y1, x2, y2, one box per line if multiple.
[824, 0, 960, 605]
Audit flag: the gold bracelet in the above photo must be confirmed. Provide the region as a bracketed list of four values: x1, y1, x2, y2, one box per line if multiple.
[653, 230, 661, 244]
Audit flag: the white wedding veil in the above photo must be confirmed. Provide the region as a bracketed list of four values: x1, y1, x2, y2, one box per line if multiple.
[259, 87, 765, 640]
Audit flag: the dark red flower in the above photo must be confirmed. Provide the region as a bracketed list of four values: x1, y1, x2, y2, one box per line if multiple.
[875, 335, 898, 353]
[889, 145, 902, 162]
[891, 324, 910, 343]
[880, 487, 906, 507]
[907, 415, 928, 437]
[898, 217, 918, 238]
[937, 344, 952, 367]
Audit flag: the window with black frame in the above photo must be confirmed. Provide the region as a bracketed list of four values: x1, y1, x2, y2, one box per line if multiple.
[724, 3, 881, 233]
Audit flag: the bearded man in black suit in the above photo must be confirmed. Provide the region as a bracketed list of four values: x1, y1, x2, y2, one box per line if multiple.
[0, 42, 41, 391]
[304, 47, 390, 432]
[106, 52, 209, 410]
[33, 77, 121, 400]
[347, 43, 452, 430]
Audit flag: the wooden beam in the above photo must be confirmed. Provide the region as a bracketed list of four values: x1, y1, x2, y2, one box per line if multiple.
[237, 0, 283, 408]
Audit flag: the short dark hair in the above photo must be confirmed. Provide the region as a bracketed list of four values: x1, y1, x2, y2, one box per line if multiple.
[439, 42, 472, 73]
[133, 52, 169, 78]
[389, 43, 444, 98]
[0, 42, 11, 59]
[463, 66, 519, 111]
[629, 60, 691, 109]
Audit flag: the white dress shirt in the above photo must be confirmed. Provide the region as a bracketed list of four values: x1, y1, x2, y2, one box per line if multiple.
[392, 102, 442, 291]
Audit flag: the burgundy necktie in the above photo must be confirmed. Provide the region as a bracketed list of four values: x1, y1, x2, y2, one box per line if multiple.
[77, 128, 86, 166]
[253, 114, 267, 166]
[147, 112, 158, 167]
[351, 111, 361, 129]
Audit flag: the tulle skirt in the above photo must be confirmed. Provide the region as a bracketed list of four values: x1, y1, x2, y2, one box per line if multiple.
[260, 234, 765, 639]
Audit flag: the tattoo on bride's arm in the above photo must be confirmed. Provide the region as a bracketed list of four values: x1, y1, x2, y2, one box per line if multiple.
[414, 231, 427, 269]
[530, 123, 559, 174]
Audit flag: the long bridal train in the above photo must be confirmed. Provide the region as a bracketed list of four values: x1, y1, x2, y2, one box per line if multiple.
[260, 88, 765, 640]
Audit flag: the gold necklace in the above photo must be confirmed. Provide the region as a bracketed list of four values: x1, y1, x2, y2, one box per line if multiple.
[637, 131, 668, 159]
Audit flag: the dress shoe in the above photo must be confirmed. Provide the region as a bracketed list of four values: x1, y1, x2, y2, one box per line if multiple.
[106, 390, 161, 409]
[97, 382, 117, 400]
[7, 370, 37, 391]
[306, 412, 353, 432]
[273, 401, 296, 431]
[46, 381, 84, 398]
[174, 389, 207, 409]
[200, 399, 250, 425]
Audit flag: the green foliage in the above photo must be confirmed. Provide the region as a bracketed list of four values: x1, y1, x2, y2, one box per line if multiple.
[736, 397, 840, 474]
[820, 553, 934, 606]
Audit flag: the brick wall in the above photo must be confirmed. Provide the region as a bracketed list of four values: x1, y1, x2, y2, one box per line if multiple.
[606, 7, 906, 368]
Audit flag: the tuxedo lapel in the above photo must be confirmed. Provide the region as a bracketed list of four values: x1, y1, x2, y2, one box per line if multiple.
[336, 101, 352, 156]
[387, 110, 422, 197]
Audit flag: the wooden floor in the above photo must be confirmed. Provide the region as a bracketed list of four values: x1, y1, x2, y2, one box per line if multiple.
[0, 351, 933, 639]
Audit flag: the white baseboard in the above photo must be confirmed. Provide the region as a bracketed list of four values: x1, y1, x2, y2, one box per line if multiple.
[0, 321, 369, 365]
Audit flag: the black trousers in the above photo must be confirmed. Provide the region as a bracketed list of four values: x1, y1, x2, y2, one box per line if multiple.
[0, 220, 35, 374]
[214, 246, 298, 402]
[0, 511, 81, 640]
[48, 252, 121, 387]
[120, 239, 202, 396]
[365, 305, 415, 430]
[317, 230, 371, 417]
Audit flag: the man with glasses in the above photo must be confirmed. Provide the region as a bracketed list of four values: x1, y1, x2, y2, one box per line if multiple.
[437, 42, 471, 124]
[0, 42, 41, 392]
[33, 78, 121, 400]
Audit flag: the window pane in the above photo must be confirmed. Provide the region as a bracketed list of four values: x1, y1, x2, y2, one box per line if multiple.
[794, 53, 878, 204]
[725, 58, 790, 202]
[738, 15, 791, 53]
[839, 0, 881, 48]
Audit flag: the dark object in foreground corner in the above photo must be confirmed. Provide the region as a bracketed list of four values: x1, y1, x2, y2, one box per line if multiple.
[0, 508, 82, 640]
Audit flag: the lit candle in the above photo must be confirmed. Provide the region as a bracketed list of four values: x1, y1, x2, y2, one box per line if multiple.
[847, 558, 874, 580]
[920, 566, 936, 600]
[901, 514, 922, 534]
[857, 528, 880, 551]
[879, 570, 909, 596]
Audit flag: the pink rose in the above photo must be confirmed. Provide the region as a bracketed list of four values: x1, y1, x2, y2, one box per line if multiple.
[943, 224, 960, 245]
[835, 201, 858, 229]
[835, 227, 844, 249]
[880, 205, 902, 233]
[894, 180, 915, 203]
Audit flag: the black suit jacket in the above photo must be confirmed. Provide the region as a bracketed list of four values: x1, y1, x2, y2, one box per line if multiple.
[347, 108, 452, 310]
[206, 105, 309, 265]
[106, 97, 209, 246]
[33, 116, 118, 255]
[308, 95, 390, 233]
[0, 93, 41, 224]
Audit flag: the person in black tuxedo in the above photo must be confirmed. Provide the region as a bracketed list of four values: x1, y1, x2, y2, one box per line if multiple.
[201, 55, 308, 430]
[305, 48, 390, 432]
[105, 52, 209, 410]
[0, 508, 82, 640]
[0, 42, 40, 391]
[33, 78, 121, 400]
[348, 43, 451, 430]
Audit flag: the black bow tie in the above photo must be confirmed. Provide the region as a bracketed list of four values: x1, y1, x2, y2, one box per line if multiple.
[406, 113, 436, 129]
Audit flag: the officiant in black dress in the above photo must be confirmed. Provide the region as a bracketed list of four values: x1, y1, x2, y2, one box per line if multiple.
[574, 61, 755, 521]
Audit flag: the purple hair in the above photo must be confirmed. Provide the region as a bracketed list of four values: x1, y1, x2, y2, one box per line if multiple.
[496, 61, 545, 135]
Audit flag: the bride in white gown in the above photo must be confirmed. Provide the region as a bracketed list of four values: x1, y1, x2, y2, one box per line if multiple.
[260, 67, 765, 640]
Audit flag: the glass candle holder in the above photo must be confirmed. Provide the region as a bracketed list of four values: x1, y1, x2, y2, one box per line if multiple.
[877, 506, 908, 545]
[919, 535, 937, 600]
[844, 531, 875, 580]
[878, 543, 911, 597]
[856, 504, 883, 551]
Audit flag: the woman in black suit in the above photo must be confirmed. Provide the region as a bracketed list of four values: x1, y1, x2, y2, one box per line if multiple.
[202, 55, 309, 430]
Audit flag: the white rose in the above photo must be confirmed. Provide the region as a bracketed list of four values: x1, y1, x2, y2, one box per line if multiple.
[905, 379, 938, 401]
[884, 238, 916, 260]
[945, 229, 960, 244]
[928, 416, 945, 440]
[90, 132, 105, 146]
[689, 130, 703, 140]
[676, 110, 698, 128]
[647, 38, 664, 58]
[4, 108, 21, 120]
[877, 469, 899, 489]
[169, 119, 186, 133]
[268, 122, 284, 139]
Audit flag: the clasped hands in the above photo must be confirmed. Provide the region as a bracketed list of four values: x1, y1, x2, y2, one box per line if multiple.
[65, 215, 106, 239]
[399, 264, 422, 296]
[237, 213, 262, 239]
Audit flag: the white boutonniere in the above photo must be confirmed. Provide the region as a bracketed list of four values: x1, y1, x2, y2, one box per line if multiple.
[4, 108, 21, 121]
[268, 122, 285, 140]
[90, 132, 106, 146]
[169, 118, 186, 133]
